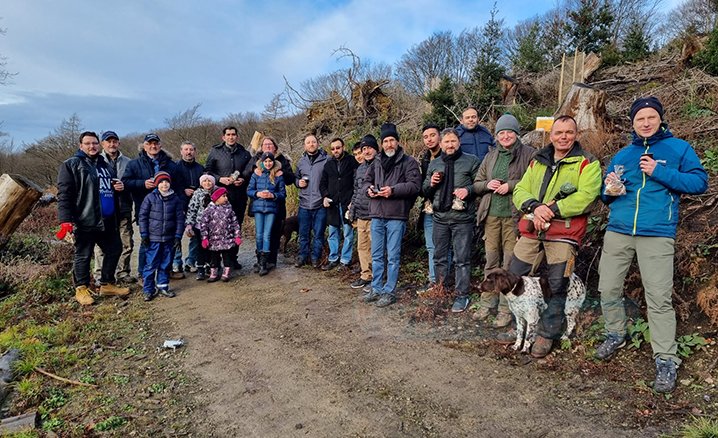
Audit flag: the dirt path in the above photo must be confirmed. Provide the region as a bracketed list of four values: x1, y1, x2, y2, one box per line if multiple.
[152, 248, 658, 437]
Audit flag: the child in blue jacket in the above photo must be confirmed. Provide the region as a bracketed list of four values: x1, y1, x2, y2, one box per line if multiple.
[247, 152, 286, 275]
[138, 171, 185, 301]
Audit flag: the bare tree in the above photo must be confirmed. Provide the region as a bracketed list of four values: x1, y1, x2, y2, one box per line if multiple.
[23, 114, 84, 186]
[0, 21, 16, 86]
[661, 0, 718, 40]
[395, 31, 455, 95]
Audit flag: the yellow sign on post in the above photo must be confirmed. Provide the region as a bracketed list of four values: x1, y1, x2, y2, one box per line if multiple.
[535, 117, 555, 132]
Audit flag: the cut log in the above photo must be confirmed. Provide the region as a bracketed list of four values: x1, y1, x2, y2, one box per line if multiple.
[0, 174, 43, 249]
[556, 83, 611, 134]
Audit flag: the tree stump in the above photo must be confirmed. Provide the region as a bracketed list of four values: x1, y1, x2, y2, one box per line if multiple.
[556, 83, 611, 134]
[0, 174, 43, 249]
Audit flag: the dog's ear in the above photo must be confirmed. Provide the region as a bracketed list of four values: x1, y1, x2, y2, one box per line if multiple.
[493, 269, 514, 295]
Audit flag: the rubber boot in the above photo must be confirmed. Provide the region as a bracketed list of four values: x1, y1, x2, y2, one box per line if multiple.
[207, 267, 219, 283]
[221, 266, 231, 282]
[258, 252, 269, 276]
[253, 251, 261, 273]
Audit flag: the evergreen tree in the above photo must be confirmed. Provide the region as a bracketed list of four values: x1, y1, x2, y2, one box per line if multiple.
[622, 20, 651, 63]
[512, 21, 547, 73]
[423, 76, 458, 128]
[566, 0, 614, 53]
[464, 3, 506, 117]
[694, 24, 718, 75]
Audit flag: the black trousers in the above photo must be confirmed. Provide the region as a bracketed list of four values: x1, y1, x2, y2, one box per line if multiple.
[73, 216, 122, 286]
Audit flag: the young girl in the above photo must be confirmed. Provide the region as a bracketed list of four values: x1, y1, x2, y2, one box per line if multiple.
[198, 187, 242, 282]
[185, 174, 217, 280]
[138, 171, 185, 301]
[247, 152, 286, 276]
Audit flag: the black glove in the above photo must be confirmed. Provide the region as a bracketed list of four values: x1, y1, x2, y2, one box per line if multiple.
[173, 237, 182, 251]
[141, 236, 150, 247]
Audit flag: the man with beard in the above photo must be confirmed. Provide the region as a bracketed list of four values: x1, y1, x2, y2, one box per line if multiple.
[295, 134, 329, 268]
[362, 123, 421, 308]
[423, 128, 481, 313]
[320, 137, 358, 271]
[250, 136, 296, 271]
[205, 126, 254, 269]
[455, 107, 494, 163]
[348, 135, 379, 290]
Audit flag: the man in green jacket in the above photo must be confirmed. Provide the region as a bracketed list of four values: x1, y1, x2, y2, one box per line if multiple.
[423, 128, 481, 313]
[498, 115, 601, 358]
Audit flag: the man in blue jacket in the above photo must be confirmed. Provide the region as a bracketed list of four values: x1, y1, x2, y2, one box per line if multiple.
[455, 107, 494, 163]
[595, 97, 708, 393]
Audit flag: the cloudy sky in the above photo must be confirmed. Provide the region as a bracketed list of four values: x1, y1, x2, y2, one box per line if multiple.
[1, 0, 680, 147]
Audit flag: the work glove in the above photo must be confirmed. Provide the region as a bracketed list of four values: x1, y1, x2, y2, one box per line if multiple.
[56, 222, 73, 240]
[201, 239, 209, 249]
[141, 236, 150, 247]
[173, 237, 182, 251]
[234, 237, 242, 246]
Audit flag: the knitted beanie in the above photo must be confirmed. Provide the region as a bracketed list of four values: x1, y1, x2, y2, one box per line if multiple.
[495, 114, 520, 135]
[211, 187, 227, 202]
[154, 171, 171, 185]
[630, 96, 664, 121]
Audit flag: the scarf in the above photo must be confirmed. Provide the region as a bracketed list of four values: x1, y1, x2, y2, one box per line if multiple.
[380, 148, 400, 173]
[437, 149, 463, 212]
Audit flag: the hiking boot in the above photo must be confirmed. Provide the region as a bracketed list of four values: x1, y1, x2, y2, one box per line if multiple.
[362, 284, 372, 294]
[170, 270, 185, 280]
[195, 267, 207, 281]
[493, 312, 513, 328]
[322, 260, 340, 271]
[375, 294, 396, 308]
[98, 283, 130, 297]
[595, 334, 627, 360]
[116, 274, 137, 284]
[157, 288, 176, 298]
[496, 329, 517, 345]
[258, 253, 269, 276]
[143, 291, 156, 302]
[221, 267, 231, 282]
[350, 278, 371, 289]
[75, 285, 94, 306]
[416, 281, 435, 295]
[530, 336, 554, 358]
[473, 307, 491, 321]
[312, 260, 322, 269]
[207, 268, 219, 283]
[294, 257, 308, 268]
[362, 290, 380, 303]
[654, 357, 678, 393]
[451, 296, 470, 313]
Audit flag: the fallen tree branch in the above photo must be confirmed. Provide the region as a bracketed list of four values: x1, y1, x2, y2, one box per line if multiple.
[34, 367, 97, 388]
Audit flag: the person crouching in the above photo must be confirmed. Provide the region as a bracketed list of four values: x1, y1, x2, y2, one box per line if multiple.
[198, 187, 242, 282]
[138, 171, 185, 301]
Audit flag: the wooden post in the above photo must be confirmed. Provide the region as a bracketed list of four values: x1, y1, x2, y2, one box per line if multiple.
[558, 53, 566, 108]
[572, 48, 578, 84]
[0, 174, 43, 249]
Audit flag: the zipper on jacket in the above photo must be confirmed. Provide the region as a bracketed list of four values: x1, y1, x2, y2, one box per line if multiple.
[632, 142, 651, 235]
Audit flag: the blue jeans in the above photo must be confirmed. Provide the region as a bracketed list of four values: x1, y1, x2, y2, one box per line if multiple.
[254, 212, 275, 253]
[172, 233, 200, 269]
[328, 209, 353, 264]
[370, 219, 406, 296]
[423, 213, 451, 283]
[143, 241, 172, 295]
[298, 207, 327, 263]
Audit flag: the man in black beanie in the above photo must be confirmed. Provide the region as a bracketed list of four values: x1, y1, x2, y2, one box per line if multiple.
[361, 123, 421, 307]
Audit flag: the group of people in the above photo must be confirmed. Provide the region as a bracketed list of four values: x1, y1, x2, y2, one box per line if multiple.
[57, 97, 707, 393]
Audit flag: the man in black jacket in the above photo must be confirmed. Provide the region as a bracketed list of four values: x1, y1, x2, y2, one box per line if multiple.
[122, 133, 184, 280]
[362, 123, 422, 307]
[205, 126, 254, 268]
[250, 136, 296, 270]
[172, 140, 205, 277]
[320, 138, 358, 271]
[57, 131, 130, 305]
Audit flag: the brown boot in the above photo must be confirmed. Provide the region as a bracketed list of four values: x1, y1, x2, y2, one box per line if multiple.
[75, 285, 94, 306]
[492, 312, 513, 328]
[99, 283, 130, 297]
[530, 336, 554, 358]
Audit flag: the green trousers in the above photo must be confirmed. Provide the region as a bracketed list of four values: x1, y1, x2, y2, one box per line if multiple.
[598, 231, 680, 364]
[479, 216, 516, 314]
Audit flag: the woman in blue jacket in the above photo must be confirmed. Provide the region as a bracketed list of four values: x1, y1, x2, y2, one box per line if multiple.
[247, 152, 286, 276]
[595, 97, 708, 393]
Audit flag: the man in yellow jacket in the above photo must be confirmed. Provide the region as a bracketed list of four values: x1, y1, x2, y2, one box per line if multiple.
[497, 115, 602, 358]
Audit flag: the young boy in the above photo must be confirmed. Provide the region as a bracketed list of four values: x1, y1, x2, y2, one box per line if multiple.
[138, 171, 185, 301]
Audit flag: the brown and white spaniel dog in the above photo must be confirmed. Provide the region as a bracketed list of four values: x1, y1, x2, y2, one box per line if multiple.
[480, 268, 586, 353]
